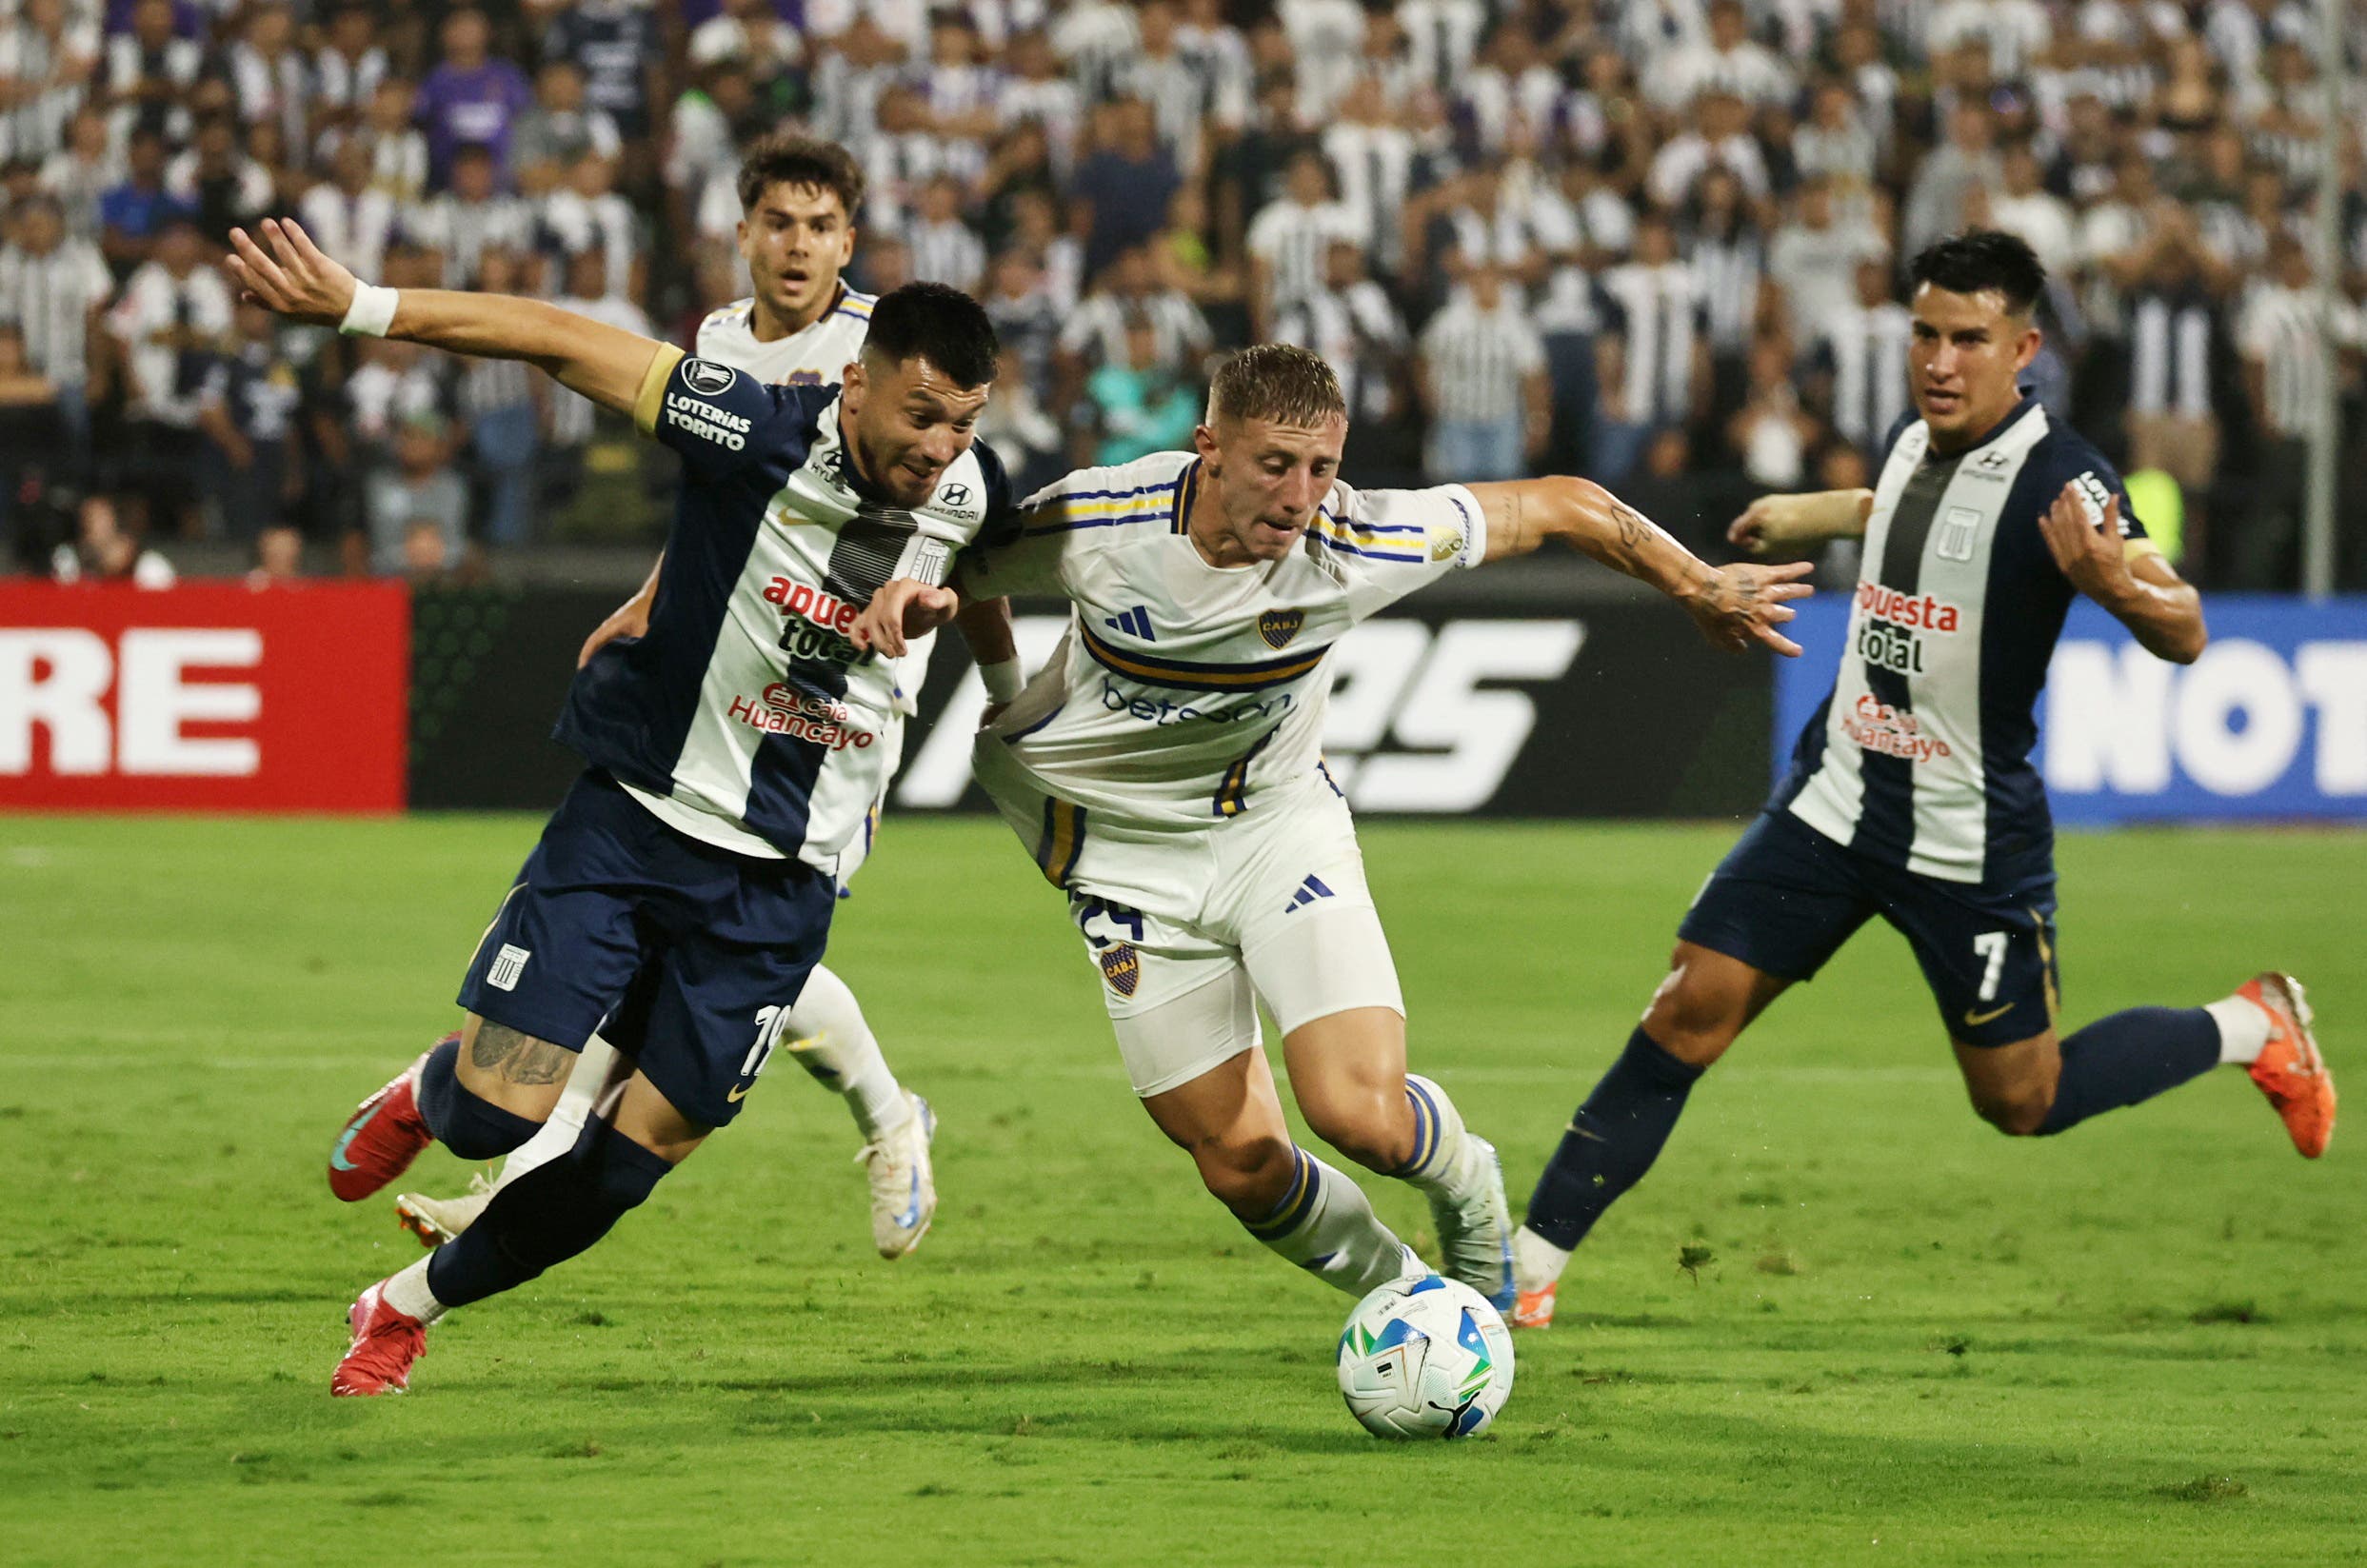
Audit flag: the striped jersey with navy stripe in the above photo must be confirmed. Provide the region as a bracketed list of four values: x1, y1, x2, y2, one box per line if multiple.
[963, 449, 1486, 830]
[1774, 397, 2155, 886]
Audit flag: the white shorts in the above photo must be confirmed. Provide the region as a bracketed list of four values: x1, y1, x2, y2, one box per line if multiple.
[987, 773, 1404, 1098]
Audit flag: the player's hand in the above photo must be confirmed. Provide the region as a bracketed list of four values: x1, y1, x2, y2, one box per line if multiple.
[577, 583, 655, 668]
[226, 217, 361, 328]
[1682, 561, 1815, 656]
[1727, 491, 1872, 556]
[850, 577, 961, 658]
[2039, 480, 2136, 604]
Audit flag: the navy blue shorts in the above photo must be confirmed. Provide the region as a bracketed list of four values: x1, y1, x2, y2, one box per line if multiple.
[456, 770, 835, 1127]
[1678, 809, 2060, 1047]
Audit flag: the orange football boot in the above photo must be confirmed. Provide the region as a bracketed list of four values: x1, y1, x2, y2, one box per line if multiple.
[2239, 972, 2335, 1158]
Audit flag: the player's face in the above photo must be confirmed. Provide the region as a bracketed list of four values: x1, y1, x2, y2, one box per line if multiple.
[739, 182, 856, 328]
[841, 351, 989, 510]
[1907, 283, 2039, 450]
[1197, 412, 1348, 562]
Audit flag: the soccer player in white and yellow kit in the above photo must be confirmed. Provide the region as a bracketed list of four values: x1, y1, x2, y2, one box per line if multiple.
[396, 137, 944, 1261]
[856, 346, 1812, 1308]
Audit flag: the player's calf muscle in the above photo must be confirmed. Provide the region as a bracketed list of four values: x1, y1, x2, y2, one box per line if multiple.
[456, 1018, 576, 1112]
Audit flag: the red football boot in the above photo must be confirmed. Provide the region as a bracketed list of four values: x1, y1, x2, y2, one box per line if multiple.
[327, 1038, 447, 1201]
[330, 1280, 428, 1397]
[2240, 974, 2335, 1159]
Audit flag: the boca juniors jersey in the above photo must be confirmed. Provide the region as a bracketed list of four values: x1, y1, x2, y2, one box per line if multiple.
[964, 451, 1486, 830]
[556, 346, 1009, 872]
[1775, 396, 2153, 885]
[694, 285, 876, 387]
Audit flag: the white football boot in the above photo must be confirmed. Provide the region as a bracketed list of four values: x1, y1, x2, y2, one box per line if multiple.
[1428, 1135, 1517, 1313]
[856, 1092, 937, 1259]
[394, 1174, 493, 1247]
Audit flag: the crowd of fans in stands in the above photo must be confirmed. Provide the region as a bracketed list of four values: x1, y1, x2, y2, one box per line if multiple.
[3, 0, 2364, 587]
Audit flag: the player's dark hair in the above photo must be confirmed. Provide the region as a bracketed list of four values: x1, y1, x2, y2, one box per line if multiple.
[737, 132, 865, 222]
[1911, 229, 2047, 317]
[862, 282, 1000, 388]
[1208, 344, 1345, 427]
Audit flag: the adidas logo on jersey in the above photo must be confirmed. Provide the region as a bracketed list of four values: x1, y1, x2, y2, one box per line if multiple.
[1283, 874, 1335, 914]
[1104, 605, 1156, 641]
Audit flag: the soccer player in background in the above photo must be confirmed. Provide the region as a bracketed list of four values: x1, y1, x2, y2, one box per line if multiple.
[1510, 230, 2336, 1330]
[852, 344, 1812, 1311]
[395, 134, 949, 1265]
[227, 217, 1011, 1395]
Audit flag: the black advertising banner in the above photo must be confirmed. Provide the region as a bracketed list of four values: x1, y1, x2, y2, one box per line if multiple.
[407, 586, 1772, 819]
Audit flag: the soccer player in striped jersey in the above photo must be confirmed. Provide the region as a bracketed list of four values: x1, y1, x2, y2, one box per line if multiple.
[395, 136, 948, 1265]
[1511, 230, 2336, 1330]
[853, 345, 1809, 1312]
[228, 218, 1011, 1395]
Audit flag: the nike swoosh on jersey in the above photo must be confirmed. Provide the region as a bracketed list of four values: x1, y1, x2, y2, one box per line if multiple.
[328, 1105, 379, 1170]
[1962, 1003, 2014, 1026]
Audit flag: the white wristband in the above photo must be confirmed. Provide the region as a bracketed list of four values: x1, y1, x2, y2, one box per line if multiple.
[338, 283, 399, 338]
[978, 658, 1024, 704]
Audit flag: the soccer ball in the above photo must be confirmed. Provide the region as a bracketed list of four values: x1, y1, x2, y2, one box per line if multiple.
[1336, 1275, 1516, 1439]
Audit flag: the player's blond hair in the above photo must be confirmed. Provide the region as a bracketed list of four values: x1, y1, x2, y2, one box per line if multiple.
[1206, 344, 1346, 428]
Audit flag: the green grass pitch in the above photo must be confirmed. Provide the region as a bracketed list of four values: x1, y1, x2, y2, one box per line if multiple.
[1, 812, 2360, 1565]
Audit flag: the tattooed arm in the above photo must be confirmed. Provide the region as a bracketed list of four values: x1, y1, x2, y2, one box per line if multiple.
[1467, 475, 1817, 656]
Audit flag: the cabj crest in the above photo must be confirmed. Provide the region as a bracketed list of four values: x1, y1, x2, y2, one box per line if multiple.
[1258, 608, 1304, 649]
[1098, 943, 1141, 997]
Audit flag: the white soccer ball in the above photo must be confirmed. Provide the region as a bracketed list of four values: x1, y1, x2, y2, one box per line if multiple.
[1336, 1275, 1516, 1439]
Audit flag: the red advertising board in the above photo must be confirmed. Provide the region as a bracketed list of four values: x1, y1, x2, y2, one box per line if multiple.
[0, 581, 409, 812]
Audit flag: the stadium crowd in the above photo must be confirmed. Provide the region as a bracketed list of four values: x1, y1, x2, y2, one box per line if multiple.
[3, 0, 2364, 588]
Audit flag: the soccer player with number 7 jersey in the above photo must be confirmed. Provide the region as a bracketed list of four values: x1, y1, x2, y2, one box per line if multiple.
[1510, 231, 2337, 1330]
[853, 344, 1813, 1312]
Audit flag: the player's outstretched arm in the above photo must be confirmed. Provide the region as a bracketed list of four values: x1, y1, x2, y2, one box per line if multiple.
[229, 217, 662, 418]
[1469, 475, 1815, 656]
[1726, 487, 1875, 556]
[2039, 483, 2206, 664]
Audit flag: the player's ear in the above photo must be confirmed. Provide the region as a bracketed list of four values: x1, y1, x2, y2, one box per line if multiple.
[2013, 320, 2041, 374]
[1192, 423, 1219, 464]
[840, 225, 857, 266]
[842, 356, 866, 411]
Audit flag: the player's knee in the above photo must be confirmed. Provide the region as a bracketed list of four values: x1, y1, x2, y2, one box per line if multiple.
[1970, 1084, 2053, 1138]
[1301, 1085, 1411, 1173]
[1192, 1132, 1297, 1213]
[1642, 970, 1744, 1067]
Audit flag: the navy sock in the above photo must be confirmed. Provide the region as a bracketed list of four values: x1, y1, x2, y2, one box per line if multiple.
[1523, 1027, 1706, 1253]
[2036, 1006, 2219, 1135]
[415, 1035, 543, 1160]
[427, 1117, 673, 1308]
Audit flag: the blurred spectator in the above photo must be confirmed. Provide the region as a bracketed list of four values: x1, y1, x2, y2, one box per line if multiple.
[458, 247, 544, 548]
[1769, 177, 1887, 347]
[1648, 90, 1769, 212]
[39, 108, 113, 247]
[512, 60, 624, 196]
[540, 149, 637, 303]
[246, 521, 305, 587]
[1054, 242, 1210, 409]
[298, 139, 398, 286]
[225, 4, 308, 157]
[1596, 216, 1710, 483]
[978, 341, 1067, 496]
[906, 173, 985, 293]
[52, 492, 174, 586]
[544, 0, 662, 143]
[197, 298, 304, 541]
[1087, 315, 1201, 466]
[360, 409, 467, 577]
[1417, 262, 1545, 483]
[2234, 234, 2346, 586]
[0, 192, 108, 451]
[311, 3, 390, 130]
[109, 218, 229, 537]
[362, 78, 432, 205]
[408, 143, 533, 288]
[100, 0, 197, 151]
[1727, 337, 1819, 490]
[1903, 102, 1999, 261]
[1978, 142, 2078, 278]
[1273, 236, 1409, 478]
[167, 113, 270, 248]
[415, 8, 533, 189]
[1811, 256, 1915, 455]
[1071, 97, 1181, 280]
[983, 247, 1063, 395]
[0, 0, 97, 171]
[0, 319, 66, 560]
[1246, 147, 1358, 339]
[2125, 226, 2233, 494]
[98, 126, 193, 272]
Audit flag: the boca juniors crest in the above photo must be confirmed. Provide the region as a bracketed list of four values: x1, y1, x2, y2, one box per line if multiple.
[1098, 943, 1141, 997]
[1258, 608, 1304, 649]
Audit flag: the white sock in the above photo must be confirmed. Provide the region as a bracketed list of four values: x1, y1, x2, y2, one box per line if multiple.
[1242, 1147, 1414, 1297]
[490, 1033, 614, 1191]
[381, 1255, 448, 1324]
[2207, 995, 2273, 1065]
[1395, 1073, 1477, 1199]
[1514, 1225, 1573, 1295]
[784, 964, 910, 1141]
